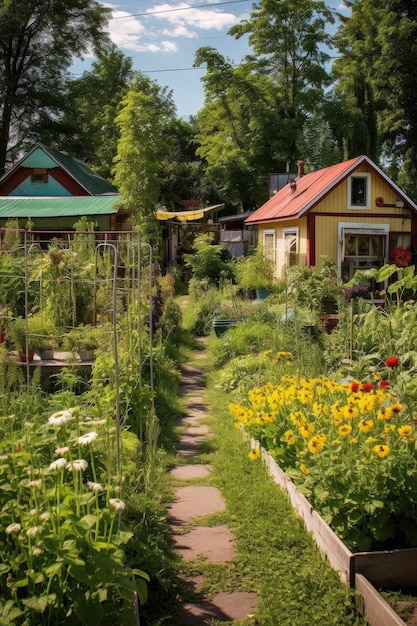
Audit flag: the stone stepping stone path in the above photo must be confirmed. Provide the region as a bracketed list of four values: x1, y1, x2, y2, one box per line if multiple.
[169, 340, 258, 624]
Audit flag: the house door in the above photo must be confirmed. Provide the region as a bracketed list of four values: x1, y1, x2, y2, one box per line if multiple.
[339, 227, 388, 282]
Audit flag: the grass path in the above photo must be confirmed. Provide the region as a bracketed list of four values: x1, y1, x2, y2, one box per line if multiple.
[171, 339, 366, 625]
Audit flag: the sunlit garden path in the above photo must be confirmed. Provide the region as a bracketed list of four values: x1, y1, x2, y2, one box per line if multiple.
[165, 336, 365, 626]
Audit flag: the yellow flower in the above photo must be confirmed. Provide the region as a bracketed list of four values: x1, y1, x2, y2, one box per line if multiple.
[299, 424, 313, 438]
[300, 464, 310, 475]
[350, 437, 358, 444]
[390, 404, 403, 415]
[373, 444, 390, 458]
[342, 405, 358, 420]
[398, 425, 413, 437]
[358, 419, 374, 432]
[248, 448, 261, 461]
[308, 435, 326, 454]
[339, 424, 352, 437]
[284, 430, 296, 446]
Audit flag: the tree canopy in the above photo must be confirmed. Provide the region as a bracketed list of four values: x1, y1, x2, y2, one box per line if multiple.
[0, 0, 111, 173]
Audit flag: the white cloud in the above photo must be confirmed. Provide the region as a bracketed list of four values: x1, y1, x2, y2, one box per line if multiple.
[147, 3, 239, 31]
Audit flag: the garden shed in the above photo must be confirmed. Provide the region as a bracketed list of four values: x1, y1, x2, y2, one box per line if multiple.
[0, 143, 126, 236]
[246, 156, 417, 280]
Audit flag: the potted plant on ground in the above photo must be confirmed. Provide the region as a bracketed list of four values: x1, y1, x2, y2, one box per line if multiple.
[235, 247, 275, 299]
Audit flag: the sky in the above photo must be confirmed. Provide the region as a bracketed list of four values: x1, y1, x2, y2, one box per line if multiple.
[71, 0, 350, 120]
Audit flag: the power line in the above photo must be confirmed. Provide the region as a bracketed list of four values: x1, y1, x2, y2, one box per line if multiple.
[110, 0, 251, 20]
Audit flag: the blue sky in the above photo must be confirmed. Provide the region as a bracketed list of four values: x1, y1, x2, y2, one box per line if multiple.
[71, 0, 350, 119]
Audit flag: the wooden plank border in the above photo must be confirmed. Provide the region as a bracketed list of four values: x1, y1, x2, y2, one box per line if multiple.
[253, 440, 408, 626]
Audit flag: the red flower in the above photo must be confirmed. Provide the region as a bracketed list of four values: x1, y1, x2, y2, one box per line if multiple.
[350, 381, 360, 393]
[361, 383, 375, 392]
[379, 380, 390, 389]
[391, 246, 412, 268]
[385, 356, 399, 368]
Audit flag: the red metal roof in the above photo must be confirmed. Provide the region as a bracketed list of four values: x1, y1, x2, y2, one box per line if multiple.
[245, 155, 417, 225]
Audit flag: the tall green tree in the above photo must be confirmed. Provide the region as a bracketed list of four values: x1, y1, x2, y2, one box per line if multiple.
[0, 0, 111, 173]
[195, 0, 334, 209]
[113, 73, 176, 246]
[333, 0, 417, 197]
[60, 48, 134, 180]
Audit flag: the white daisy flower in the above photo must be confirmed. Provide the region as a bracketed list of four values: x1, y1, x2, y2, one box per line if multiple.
[48, 410, 73, 427]
[49, 458, 67, 472]
[76, 432, 98, 446]
[109, 498, 126, 511]
[0, 454, 8, 462]
[55, 446, 69, 456]
[26, 480, 42, 489]
[66, 459, 88, 472]
[40, 511, 50, 522]
[32, 548, 43, 557]
[26, 526, 40, 537]
[87, 481, 104, 492]
[6, 523, 21, 534]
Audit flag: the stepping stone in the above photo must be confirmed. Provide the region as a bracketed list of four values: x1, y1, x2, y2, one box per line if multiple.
[171, 525, 235, 562]
[170, 464, 211, 479]
[169, 486, 225, 526]
[179, 591, 258, 625]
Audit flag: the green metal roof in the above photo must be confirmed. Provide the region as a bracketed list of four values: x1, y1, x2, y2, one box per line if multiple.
[0, 196, 120, 218]
[13, 144, 118, 196]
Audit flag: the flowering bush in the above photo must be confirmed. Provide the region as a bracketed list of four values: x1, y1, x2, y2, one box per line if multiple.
[0, 406, 148, 625]
[391, 246, 412, 267]
[230, 371, 417, 551]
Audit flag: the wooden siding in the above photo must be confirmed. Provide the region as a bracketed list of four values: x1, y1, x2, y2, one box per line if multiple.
[259, 218, 308, 278]
[312, 169, 411, 217]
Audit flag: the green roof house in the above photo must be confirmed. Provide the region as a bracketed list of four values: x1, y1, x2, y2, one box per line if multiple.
[0, 144, 128, 232]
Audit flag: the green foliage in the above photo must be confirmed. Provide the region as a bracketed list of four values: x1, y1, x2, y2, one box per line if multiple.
[113, 73, 176, 248]
[0, 0, 111, 172]
[235, 247, 274, 290]
[183, 233, 233, 284]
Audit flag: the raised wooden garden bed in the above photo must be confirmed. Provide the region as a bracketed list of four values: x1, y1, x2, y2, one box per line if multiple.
[253, 438, 413, 626]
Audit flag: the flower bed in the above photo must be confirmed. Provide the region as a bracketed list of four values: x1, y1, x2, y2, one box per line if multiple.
[230, 368, 417, 553]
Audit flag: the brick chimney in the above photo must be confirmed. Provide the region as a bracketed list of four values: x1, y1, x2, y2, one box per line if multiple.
[297, 160, 305, 178]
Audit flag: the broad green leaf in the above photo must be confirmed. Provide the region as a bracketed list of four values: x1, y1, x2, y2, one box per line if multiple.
[21, 596, 48, 613]
[0, 563, 11, 575]
[44, 561, 64, 578]
[79, 514, 98, 529]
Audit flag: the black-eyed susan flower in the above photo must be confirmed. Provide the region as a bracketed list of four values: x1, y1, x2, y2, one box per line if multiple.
[339, 424, 352, 437]
[398, 425, 413, 438]
[358, 419, 374, 432]
[373, 444, 390, 458]
[248, 448, 261, 461]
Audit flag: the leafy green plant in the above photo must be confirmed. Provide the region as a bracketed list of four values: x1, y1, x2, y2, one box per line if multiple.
[183, 233, 233, 285]
[230, 370, 417, 551]
[63, 324, 101, 353]
[0, 404, 149, 624]
[235, 246, 274, 291]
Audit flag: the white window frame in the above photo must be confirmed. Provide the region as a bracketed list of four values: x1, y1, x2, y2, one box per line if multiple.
[337, 222, 389, 280]
[263, 229, 276, 266]
[347, 173, 371, 210]
[283, 227, 299, 266]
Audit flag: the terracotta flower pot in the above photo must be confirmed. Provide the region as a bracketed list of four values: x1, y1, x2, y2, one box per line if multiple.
[18, 349, 35, 362]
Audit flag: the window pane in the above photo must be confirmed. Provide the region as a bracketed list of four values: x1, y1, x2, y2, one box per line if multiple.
[357, 235, 370, 256]
[345, 235, 357, 256]
[351, 178, 367, 206]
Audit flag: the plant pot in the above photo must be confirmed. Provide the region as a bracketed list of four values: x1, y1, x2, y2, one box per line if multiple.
[40, 349, 54, 360]
[18, 349, 35, 362]
[255, 288, 269, 300]
[318, 313, 339, 334]
[78, 349, 95, 361]
[0, 332, 6, 344]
